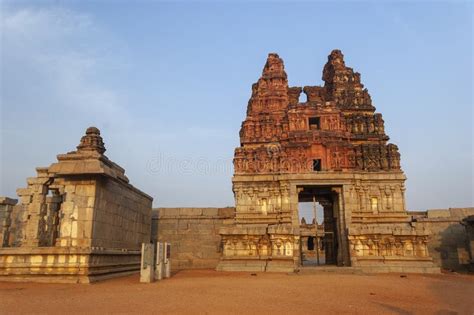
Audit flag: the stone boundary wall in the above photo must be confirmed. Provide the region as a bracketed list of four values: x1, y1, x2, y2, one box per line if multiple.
[152, 208, 235, 271]
[411, 208, 474, 272]
[152, 206, 473, 272]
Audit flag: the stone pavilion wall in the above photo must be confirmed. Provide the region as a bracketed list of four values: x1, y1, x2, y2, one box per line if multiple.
[92, 178, 151, 249]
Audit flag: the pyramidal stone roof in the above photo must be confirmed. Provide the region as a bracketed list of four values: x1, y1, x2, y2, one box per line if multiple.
[234, 50, 401, 174]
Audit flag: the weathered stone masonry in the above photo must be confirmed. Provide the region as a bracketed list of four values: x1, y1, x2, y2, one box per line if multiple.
[412, 208, 474, 272]
[152, 208, 235, 271]
[1, 51, 472, 282]
[0, 197, 17, 247]
[148, 206, 474, 273]
[217, 50, 438, 273]
[0, 127, 152, 283]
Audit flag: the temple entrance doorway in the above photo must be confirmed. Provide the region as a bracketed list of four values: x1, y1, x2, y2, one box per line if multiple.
[298, 186, 339, 267]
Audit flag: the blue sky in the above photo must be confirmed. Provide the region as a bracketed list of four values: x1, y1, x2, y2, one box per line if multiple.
[1, 1, 472, 211]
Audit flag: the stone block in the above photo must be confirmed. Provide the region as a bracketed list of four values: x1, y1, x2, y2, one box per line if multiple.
[140, 243, 155, 283]
[178, 221, 189, 230]
[218, 207, 235, 218]
[73, 195, 89, 208]
[157, 208, 179, 217]
[75, 185, 95, 197]
[16, 188, 31, 197]
[427, 209, 450, 218]
[0, 197, 18, 206]
[450, 208, 474, 218]
[157, 225, 179, 235]
[178, 208, 202, 216]
[202, 208, 219, 217]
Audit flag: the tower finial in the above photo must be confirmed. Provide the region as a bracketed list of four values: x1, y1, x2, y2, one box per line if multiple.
[76, 126, 106, 154]
[262, 53, 287, 79]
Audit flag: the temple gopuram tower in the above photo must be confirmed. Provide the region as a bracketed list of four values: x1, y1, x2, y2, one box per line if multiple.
[217, 50, 437, 273]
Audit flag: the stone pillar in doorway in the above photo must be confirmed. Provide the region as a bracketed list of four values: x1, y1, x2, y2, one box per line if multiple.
[320, 198, 336, 265]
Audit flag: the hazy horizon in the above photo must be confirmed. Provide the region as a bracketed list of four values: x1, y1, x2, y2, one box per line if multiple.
[1, 1, 473, 210]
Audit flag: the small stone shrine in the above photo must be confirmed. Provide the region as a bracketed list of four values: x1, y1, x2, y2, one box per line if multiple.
[0, 127, 152, 283]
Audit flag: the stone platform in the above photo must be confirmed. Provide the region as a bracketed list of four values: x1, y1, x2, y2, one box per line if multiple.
[0, 247, 141, 283]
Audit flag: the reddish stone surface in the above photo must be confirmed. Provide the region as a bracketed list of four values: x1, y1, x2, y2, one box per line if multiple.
[234, 50, 401, 174]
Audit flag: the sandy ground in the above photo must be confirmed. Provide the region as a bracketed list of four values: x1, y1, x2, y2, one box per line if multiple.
[0, 270, 473, 314]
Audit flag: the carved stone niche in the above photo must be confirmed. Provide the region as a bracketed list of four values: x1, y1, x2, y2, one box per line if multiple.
[348, 234, 430, 259]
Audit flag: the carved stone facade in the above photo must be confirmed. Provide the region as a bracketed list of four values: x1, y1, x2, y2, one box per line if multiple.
[218, 51, 438, 273]
[234, 52, 400, 176]
[0, 127, 153, 283]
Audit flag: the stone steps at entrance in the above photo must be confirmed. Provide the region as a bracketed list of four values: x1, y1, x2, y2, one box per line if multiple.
[295, 266, 364, 275]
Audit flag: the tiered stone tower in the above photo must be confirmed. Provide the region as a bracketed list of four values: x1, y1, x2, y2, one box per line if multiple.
[218, 50, 437, 273]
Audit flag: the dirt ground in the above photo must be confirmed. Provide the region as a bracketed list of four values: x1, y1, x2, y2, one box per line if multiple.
[0, 270, 473, 314]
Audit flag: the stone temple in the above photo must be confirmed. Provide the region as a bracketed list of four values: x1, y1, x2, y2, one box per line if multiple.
[0, 50, 473, 282]
[217, 50, 436, 272]
[0, 127, 152, 282]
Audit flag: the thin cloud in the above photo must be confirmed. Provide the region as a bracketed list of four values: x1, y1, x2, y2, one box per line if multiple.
[1, 6, 127, 120]
[0, 5, 131, 197]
